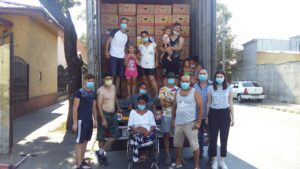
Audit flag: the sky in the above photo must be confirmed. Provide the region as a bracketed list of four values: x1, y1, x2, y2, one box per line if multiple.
[6, 0, 300, 48]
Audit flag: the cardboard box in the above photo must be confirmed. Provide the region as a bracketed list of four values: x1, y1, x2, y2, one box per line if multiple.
[181, 46, 190, 56]
[154, 36, 163, 47]
[172, 15, 190, 26]
[119, 4, 136, 16]
[126, 26, 137, 37]
[137, 15, 154, 26]
[100, 25, 118, 35]
[155, 15, 172, 26]
[173, 4, 190, 14]
[137, 26, 154, 36]
[101, 15, 119, 25]
[137, 4, 155, 14]
[183, 37, 190, 47]
[155, 26, 167, 36]
[128, 36, 137, 45]
[101, 4, 118, 14]
[154, 5, 172, 15]
[180, 26, 190, 36]
[120, 16, 136, 26]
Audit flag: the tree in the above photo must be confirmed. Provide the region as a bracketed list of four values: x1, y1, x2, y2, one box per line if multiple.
[216, 1, 241, 80]
[39, 0, 83, 131]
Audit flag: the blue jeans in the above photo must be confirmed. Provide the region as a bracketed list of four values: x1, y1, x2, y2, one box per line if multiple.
[198, 119, 207, 156]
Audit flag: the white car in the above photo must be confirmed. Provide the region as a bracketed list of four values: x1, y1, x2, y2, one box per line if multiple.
[230, 81, 266, 103]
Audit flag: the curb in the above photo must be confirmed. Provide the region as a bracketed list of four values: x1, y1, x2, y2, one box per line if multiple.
[256, 105, 300, 114]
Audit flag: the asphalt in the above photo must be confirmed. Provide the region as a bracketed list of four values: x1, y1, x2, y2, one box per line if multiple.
[0, 99, 299, 169]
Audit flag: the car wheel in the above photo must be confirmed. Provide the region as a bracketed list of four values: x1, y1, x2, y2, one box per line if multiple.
[237, 95, 243, 103]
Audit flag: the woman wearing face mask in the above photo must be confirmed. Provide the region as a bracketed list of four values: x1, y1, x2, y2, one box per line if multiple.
[138, 31, 158, 97]
[128, 95, 157, 163]
[206, 71, 235, 169]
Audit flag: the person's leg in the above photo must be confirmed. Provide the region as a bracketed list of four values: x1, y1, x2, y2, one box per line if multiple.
[198, 119, 206, 158]
[220, 108, 231, 157]
[148, 75, 158, 96]
[127, 77, 131, 98]
[75, 143, 83, 167]
[115, 76, 120, 95]
[131, 77, 137, 95]
[81, 141, 88, 161]
[184, 122, 200, 169]
[173, 125, 184, 166]
[116, 58, 125, 95]
[104, 113, 120, 150]
[142, 75, 148, 85]
[208, 109, 219, 158]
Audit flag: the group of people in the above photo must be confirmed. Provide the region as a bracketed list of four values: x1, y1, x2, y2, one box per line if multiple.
[71, 16, 235, 169]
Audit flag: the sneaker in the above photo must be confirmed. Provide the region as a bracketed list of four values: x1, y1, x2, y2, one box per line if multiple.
[211, 159, 218, 169]
[219, 160, 228, 169]
[169, 163, 183, 169]
[81, 159, 92, 169]
[95, 150, 107, 166]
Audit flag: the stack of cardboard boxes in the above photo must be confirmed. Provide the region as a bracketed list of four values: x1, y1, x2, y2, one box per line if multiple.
[100, 3, 190, 59]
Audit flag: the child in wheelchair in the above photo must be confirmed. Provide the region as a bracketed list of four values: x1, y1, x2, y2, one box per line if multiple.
[127, 95, 157, 163]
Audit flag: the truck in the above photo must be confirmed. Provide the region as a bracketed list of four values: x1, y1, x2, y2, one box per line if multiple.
[86, 0, 216, 150]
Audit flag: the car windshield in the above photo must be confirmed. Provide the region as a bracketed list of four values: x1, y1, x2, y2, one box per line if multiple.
[242, 82, 260, 87]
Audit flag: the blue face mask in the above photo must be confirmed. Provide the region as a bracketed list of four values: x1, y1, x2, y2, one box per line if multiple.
[216, 77, 225, 84]
[86, 82, 94, 89]
[137, 104, 146, 110]
[167, 78, 175, 85]
[143, 37, 149, 42]
[181, 82, 190, 90]
[199, 75, 208, 81]
[120, 23, 127, 29]
[139, 89, 147, 94]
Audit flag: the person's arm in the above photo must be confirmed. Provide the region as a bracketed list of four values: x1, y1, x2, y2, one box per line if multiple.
[92, 100, 97, 128]
[154, 47, 159, 68]
[124, 55, 129, 66]
[72, 97, 80, 132]
[168, 37, 184, 51]
[229, 90, 235, 126]
[105, 37, 112, 59]
[193, 92, 203, 129]
[97, 90, 108, 128]
[206, 92, 212, 124]
[133, 54, 140, 65]
[171, 94, 177, 128]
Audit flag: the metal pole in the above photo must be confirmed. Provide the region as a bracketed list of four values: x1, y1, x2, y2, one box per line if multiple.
[222, 10, 226, 71]
[86, 0, 95, 74]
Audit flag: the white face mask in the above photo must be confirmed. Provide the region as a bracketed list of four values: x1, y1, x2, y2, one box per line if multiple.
[173, 31, 180, 36]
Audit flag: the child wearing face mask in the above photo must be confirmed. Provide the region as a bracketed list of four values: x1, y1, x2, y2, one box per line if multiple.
[125, 43, 139, 98]
[72, 73, 97, 169]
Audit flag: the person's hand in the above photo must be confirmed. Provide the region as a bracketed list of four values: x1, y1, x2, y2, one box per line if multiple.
[231, 119, 235, 127]
[171, 120, 175, 128]
[205, 119, 208, 125]
[102, 119, 108, 128]
[105, 50, 110, 59]
[192, 121, 201, 130]
[72, 123, 78, 133]
[93, 120, 97, 128]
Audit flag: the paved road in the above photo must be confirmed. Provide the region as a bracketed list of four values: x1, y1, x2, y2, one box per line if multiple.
[90, 103, 300, 169]
[1, 101, 299, 169]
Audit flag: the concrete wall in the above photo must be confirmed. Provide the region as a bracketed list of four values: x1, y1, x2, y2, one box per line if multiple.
[257, 39, 290, 52]
[256, 62, 300, 104]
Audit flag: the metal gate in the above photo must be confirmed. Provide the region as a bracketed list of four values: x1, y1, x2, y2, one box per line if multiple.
[0, 32, 13, 154]
[12, 56, 29, 104]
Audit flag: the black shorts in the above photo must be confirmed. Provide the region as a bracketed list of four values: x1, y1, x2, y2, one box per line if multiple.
[75, 120, 93, 144]
[139, 67, 156, 76]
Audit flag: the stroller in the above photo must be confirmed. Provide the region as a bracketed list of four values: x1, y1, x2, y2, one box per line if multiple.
[127, 129, 160, 169]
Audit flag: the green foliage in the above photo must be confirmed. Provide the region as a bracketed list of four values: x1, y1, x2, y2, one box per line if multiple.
[216, 1, 241, 79]
[58, 0, 81, 13]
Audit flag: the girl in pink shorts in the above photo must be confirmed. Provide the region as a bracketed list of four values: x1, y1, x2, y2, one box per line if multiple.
[125, 44, 139, 98]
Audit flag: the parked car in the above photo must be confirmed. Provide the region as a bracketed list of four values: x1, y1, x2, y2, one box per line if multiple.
[230, 81, 266, 103]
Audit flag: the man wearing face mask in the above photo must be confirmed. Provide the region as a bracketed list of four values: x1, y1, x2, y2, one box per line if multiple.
[158, 72, 179, 164]
[161, 22, 185, 76]
[95, 73, 120, 166]
[170, 75, 203, 169]
[105, 17, 129, 95]
[72, 73, 97, 169]
[128, 82, 156, 114]
[194, 69, 211, 159]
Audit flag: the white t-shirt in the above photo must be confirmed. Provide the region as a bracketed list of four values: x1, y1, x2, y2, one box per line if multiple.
[109, 30, 128, 59]
[139, 42, 157, 69]
[208, 85, 232, 109]
[128, 110, 156, 131]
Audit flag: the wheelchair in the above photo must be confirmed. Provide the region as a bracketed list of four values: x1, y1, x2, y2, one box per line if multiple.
[127, 129, 160, 169]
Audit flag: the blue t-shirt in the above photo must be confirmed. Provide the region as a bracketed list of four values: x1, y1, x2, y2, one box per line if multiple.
[75, 88, 97, 121]
[130, 93, 154, 112]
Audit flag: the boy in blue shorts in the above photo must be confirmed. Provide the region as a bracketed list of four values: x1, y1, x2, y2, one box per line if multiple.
[72, 73, 97, 169]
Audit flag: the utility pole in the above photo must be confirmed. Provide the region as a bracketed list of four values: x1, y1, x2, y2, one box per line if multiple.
[222, 10, 226, 71]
